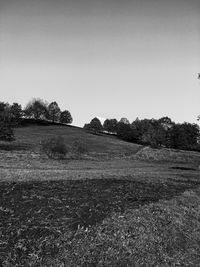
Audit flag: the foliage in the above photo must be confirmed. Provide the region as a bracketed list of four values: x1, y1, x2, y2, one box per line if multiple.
[129, 118, 200, 150]
[103, 118, 118, 133]
[116, 122, 137, 142]
[24, 98, 48, 120]
[41, 136, 68, 159]
[84, 117, 103, 134]
[0, 102, 14, 141]
[71, 140, 88, 158]
[169, 123, 200, 150]
[10, 102, 23, 126]
[119, 117, 130, 124]
[59, 110, 73, 124]
[47, 101, 61, 122]
[158, 116, 174, 130]
[131, 118, 154, 143]
[140, 121, 166, 148]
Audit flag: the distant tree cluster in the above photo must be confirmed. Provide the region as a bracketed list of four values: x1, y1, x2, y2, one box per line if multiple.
[0, 98, 73, 142]
[84, 116, 200, 151]
[24, 98, 73, 124]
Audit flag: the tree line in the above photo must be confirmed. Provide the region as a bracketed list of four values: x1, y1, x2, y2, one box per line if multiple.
[1, 98, 200, 152]
[84, 116, 200, 151]
[0, 98, 73, 141]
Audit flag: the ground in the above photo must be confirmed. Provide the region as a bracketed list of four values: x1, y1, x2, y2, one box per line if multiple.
[0, 125, 200, 266]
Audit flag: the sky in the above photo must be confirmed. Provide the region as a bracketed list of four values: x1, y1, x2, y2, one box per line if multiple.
[0, 0, 200, 126]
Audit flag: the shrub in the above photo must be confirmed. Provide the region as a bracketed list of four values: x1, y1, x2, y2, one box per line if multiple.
[71, 140, 88, 158]
[41, 136, 67, 159]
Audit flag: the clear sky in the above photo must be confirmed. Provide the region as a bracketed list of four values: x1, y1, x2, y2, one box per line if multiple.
[0, 0, 200, 126]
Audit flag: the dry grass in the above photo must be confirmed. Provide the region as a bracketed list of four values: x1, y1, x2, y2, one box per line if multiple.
[1, 178, 200, 266]
[134, 146, 200, 165]
[1, 181, 200, 266]
[54, 189, 200, 266]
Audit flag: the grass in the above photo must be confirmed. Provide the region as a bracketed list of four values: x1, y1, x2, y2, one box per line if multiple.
[0, 123, 200, 266]
[13, 124, 142, 157]
[1, 178, 200, 266]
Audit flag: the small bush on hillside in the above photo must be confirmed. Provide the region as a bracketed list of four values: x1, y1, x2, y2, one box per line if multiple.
[71, 140, 88, 158]
[41, 136, 67, 159]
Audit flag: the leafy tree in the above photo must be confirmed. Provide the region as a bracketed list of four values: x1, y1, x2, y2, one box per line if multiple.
[0, 102, 14, 141]
[10, 103, 23, 126]
[103, 119, 118, 133]
[24, 98, 48, 120]
[141, 122, 166, 148]
[131, 118, 168, 147]
[158, 116, 174, 130]
[119, 117, 130, 124]
[116, 122, 137, 142]
[169, 123, 199, 150]
[90, 117, 103, 134]
[131, 119, 153, 143]
[84, 117, 103, 134]
[47, 102, 61, 122]
[59, 110, 73, 124]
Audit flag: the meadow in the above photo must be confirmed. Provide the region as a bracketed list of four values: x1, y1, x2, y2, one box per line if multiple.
[0, 124, 200, 266]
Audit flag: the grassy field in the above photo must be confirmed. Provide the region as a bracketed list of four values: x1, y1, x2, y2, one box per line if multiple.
[0, 124, 200, 266]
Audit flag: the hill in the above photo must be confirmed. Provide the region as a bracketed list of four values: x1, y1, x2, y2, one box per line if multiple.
[1, 122, 200, 266]
[5, 123, 142, 157]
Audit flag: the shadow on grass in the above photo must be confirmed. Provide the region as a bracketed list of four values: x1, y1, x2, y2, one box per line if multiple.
[0, 142, 32, 151]
[0, 178, 200, 262]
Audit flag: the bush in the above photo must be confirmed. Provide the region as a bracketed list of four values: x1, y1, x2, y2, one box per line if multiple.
[71, 140, 88, 158]
[41, 136, 68, 159]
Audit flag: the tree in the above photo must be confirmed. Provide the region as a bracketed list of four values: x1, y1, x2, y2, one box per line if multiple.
[84, 117, 103, 134]
[131, 118, 167, 147]
[59, 110, 73, 124]
[24, 98, 48, 120]
[10, 103, 23, 126]
[103, 119, 118, 133]
[131, 119, 153, 143]
[169, 123, 199, 150]
[116, 122, 137, 142]
[119, 117, 130, 124]
[158, 116, 174, 130]
[47, 102, 61, 122]
[141, 122, 166, 148]
[0, 102, 14, 141]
